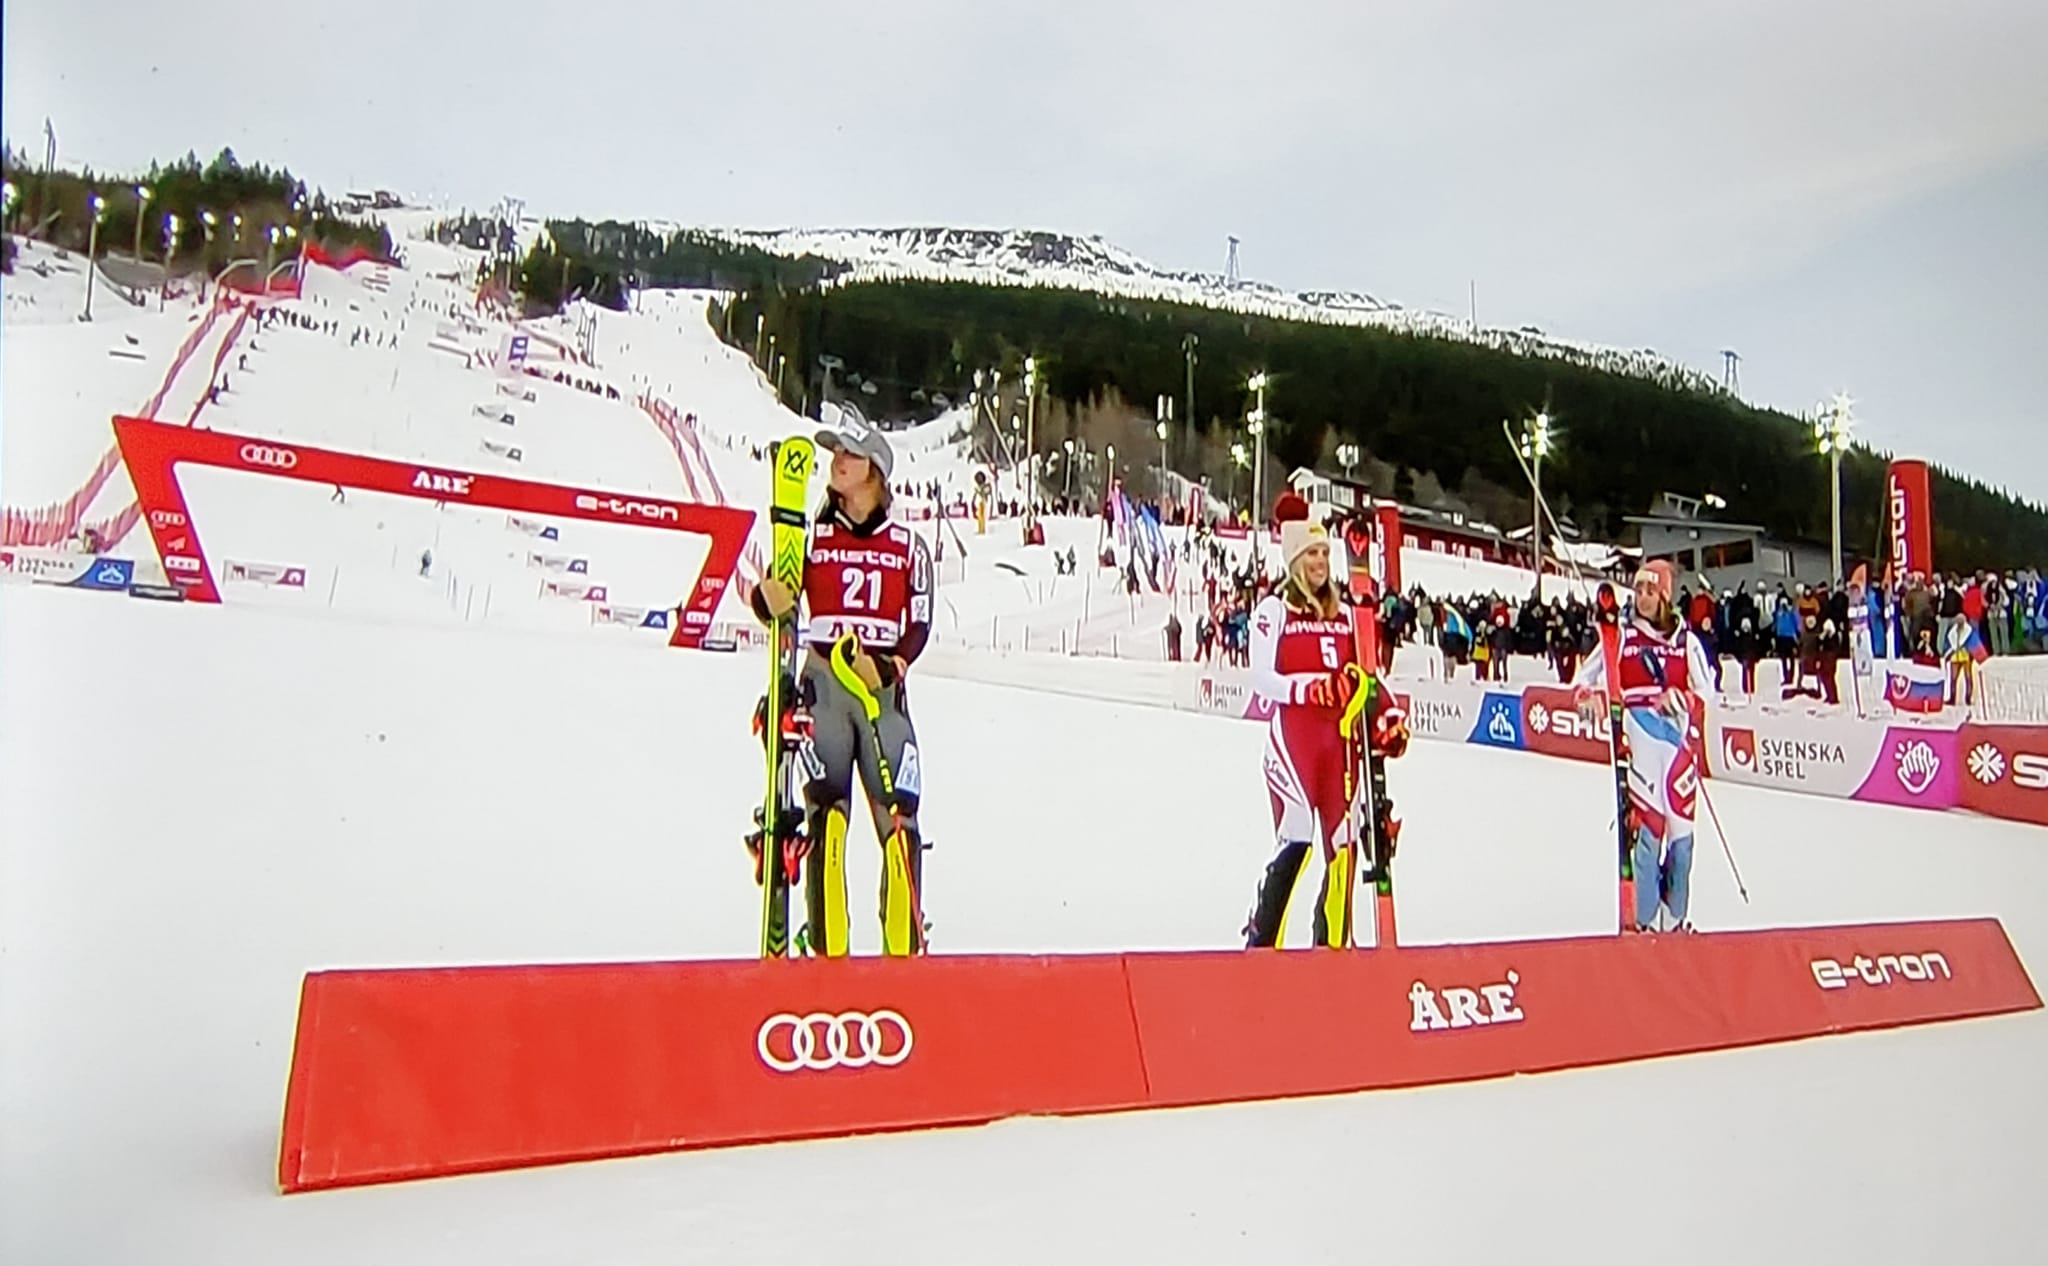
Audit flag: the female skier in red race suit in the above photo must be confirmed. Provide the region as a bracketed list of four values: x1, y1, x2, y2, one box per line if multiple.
[1241, 505, 1409, 947]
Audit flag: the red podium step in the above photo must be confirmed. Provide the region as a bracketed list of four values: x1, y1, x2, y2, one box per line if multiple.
[278, 918, 2038, 1193]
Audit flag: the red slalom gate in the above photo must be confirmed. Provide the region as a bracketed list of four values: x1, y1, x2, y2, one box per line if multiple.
[277, 918, 2037, 1193]
[112, 416, 754, 649]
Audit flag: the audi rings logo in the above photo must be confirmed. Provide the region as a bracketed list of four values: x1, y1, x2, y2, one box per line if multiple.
[240, 444, 299, 470]
[756, 1009, 913, 1073]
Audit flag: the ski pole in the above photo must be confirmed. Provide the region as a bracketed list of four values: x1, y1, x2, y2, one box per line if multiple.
[1697, 778, 1750, 903]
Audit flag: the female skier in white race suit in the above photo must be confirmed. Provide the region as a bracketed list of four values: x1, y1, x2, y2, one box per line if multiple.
[1573, 559, 1715, 932]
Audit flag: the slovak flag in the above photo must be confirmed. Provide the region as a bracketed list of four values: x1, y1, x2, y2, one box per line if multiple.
[1964, 624, 1991, 665]
[1884, 661, 1947, 714]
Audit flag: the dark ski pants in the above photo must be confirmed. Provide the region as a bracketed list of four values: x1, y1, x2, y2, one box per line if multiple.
[798, 650, 922, 846]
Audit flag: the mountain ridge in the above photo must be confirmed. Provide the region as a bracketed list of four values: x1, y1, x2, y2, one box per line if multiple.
[672, 223, 1725, 397]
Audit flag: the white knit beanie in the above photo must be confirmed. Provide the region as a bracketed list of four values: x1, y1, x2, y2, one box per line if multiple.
[1281, 520, 1328, 572]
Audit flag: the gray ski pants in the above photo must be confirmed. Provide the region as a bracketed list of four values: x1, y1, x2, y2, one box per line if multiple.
[797, 650, 922, 839]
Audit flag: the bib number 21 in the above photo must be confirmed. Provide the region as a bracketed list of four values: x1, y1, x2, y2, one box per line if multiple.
[842, 568, 883, 610]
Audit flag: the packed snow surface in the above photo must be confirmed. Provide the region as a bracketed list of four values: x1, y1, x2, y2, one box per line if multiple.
[3, 586, 2044, 1265]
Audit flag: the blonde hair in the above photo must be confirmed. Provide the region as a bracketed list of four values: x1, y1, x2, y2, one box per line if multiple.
[1284, 556, 1341, 619]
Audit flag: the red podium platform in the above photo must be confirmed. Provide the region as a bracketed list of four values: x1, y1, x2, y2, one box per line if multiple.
[278, 919, 2038, 1193]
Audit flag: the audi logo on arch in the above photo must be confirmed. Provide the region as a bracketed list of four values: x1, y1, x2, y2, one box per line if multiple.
[240, 444, 299, 470]
[756, 1009, 913, 1073]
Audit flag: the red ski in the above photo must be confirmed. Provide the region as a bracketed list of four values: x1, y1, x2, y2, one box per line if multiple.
[1340, 517, 1396, 949]
[1594, 582, 1637, 932]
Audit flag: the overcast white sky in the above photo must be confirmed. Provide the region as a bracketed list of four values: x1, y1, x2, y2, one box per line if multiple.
[8, 0, 2046, 502]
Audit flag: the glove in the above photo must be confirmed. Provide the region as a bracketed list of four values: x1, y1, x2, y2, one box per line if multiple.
[848, 650, 904, 694]
[1573, 684, 1603, 724]
[1301, 669, 1356, 710]
[1370, 704, 1410, 758]
[757, 577, 797, 619]
[1656, 687, 1690, 723]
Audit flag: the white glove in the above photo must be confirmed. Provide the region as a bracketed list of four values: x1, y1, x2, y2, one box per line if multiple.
[1657, 688, 1690, 723]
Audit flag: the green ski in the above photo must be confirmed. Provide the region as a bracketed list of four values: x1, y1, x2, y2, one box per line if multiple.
[755, 435, 816, 957]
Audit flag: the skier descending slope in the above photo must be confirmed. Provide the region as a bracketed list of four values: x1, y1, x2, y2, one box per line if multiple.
[752, 405, 934, 956]
[1573, 560, 1715, 932]
[1241, 496, 1409, 948]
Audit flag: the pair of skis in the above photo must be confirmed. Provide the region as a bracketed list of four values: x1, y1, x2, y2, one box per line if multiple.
[1593, 584, 1638, 932]
[1330, 519, 1397, 950]
[754, 436, 816, 958]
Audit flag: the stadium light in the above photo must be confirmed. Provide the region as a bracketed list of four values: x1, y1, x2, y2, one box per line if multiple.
[1246, 370, 1270, 525]
[1155, 393, 1174, 507]
[1519, 409, 1558, 592]
[82, 195, 109, 321]
[132, 184, 152, 264]
[1813, 393, 1854, 583]
[1024, 357, 1040, 520]
[161, 213, 182, 309]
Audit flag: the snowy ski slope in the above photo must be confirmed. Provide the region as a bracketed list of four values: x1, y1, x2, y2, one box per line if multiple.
[2, 218, 2044, 1265]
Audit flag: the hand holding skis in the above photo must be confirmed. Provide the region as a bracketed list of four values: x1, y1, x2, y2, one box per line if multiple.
[1370, 703, 1411, 759]
[1573, 684, 1603, 726]
[841, 648, 903, 693]
[1302, 670, 1357, 710]
[1654, 686, 1691, 725]
[756, 577, 797, 620]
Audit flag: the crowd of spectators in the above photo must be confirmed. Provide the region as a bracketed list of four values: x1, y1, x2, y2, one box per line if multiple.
[1372, 569, 2048, 705]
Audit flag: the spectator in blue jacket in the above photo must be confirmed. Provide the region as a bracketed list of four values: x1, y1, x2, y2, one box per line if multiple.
[1773, 590, 1800, 685]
